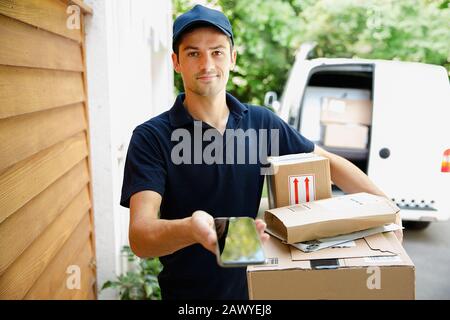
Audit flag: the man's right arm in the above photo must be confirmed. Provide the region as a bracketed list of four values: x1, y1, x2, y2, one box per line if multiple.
[129, 190, 217, 258]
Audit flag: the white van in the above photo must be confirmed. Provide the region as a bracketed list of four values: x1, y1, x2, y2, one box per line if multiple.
[269, 45, 450, 229]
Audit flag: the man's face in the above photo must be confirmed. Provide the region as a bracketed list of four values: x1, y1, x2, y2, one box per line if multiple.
[172, 27, 236, 98]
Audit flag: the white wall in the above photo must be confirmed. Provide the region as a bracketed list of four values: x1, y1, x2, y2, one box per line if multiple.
[84, 0, 174, 299]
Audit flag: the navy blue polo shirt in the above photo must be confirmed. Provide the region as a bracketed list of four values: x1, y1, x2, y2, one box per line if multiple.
[120, 92, 314, 300]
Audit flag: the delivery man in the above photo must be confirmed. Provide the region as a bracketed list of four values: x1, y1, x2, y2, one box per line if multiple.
[120, 4, 403, 300]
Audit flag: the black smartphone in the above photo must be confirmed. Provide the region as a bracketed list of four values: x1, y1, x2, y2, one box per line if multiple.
[214, 217, 266, 267]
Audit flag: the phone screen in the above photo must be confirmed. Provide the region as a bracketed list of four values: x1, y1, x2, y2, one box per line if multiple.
[214, 217, 266, 267]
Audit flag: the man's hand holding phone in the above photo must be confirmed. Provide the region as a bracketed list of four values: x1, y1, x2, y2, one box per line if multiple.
[190, 210, 217, 254]
[190, 211, 269, 260]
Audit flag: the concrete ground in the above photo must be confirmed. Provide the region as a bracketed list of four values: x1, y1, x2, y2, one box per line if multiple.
[258, 197, 450, 300]
[403, 220, 450, 299]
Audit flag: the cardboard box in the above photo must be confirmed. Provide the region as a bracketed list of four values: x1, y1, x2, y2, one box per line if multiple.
[247, 232, 415, 300]
[320, 98, 372, 125]
[264, 192, 398, 244]
[323, 123, 369, 149]
[266, 153, 332, 209]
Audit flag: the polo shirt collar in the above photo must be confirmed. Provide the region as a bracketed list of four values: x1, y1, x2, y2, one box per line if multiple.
[169, 92, 248, 128]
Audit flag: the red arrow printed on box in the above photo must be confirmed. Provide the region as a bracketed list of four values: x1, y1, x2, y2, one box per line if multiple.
[293, 178, 299, 204]
[305, 177, 310, 202]
[289, 175, 315, 205]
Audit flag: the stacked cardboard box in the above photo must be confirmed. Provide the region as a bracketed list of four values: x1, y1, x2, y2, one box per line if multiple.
[266, 153, 332, 209]
[264, 192, 398, 243]
[247, 231, 415, 300]
[320, 98, 372, 149]
[258, 157, 415, 299]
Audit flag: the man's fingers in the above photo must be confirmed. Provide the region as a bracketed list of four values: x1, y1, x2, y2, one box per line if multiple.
[260, 233, 270, 244]
[207, 229, 217, 245]
[203, 227, 217, 252]
[201, 222, 215, 239]
[205, 232, 217, 254]
[255, 219, 269, 243]
[255, 219, 266, 231]
[193, 211, 215, 237]
[191, 210, 218, 254]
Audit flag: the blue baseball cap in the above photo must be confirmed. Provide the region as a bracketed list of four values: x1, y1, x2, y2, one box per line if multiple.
[172, 4, 234, 52]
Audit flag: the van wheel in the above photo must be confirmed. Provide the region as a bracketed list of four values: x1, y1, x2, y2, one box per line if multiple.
[403, 221, 431, 230]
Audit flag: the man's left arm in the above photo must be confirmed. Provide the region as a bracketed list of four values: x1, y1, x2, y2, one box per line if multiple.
[313, 145, 403, 242]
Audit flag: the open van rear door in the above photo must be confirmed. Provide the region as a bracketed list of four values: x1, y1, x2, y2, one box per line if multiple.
[369, 61, 450, 221]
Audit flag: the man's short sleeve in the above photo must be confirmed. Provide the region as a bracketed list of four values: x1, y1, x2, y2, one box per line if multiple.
[269, 111, 315, 155]
[120, 127, 167, 208]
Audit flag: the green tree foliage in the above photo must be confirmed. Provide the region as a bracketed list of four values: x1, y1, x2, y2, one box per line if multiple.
[173, 0, 449, 105]
[299, 0, 450, 69]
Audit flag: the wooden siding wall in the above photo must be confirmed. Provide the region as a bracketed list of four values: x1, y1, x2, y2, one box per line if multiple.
[0, 0, 96, 299]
